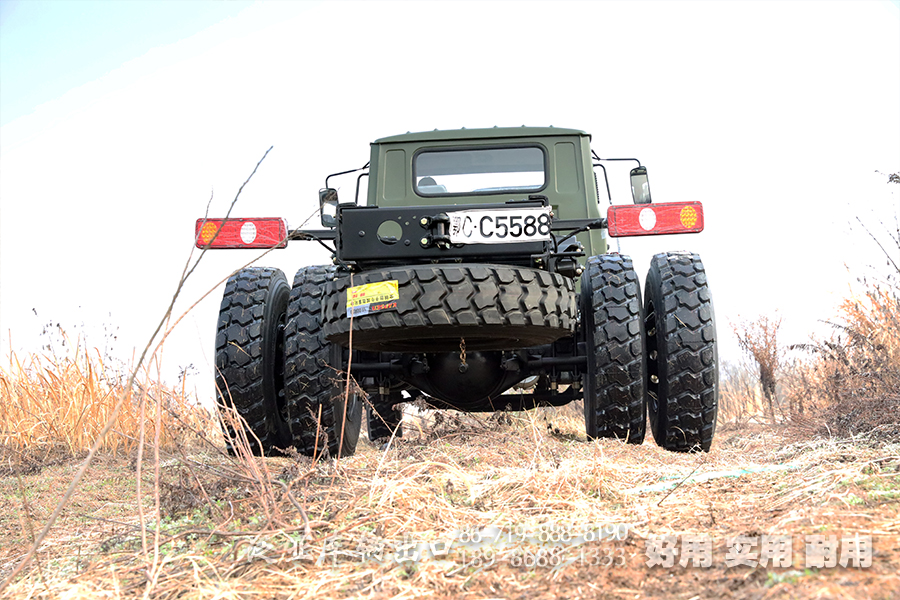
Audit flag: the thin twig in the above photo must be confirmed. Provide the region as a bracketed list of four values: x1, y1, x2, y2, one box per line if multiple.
[856, 216, 900, 276]
[657, 453, 708, 507]
[276, 479, 311, 538]
[0, 147, 275, 595]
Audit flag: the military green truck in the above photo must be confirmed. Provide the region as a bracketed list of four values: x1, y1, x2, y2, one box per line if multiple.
[196, 126, 718, 458]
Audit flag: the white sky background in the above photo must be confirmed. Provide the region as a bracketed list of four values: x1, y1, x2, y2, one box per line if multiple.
[1, 0, 898, 401]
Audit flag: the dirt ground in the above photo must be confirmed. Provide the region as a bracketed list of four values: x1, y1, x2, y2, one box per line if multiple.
[1, 410, 898, 599]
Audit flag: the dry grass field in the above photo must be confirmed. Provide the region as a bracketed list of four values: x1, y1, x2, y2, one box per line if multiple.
[1, 383, 898, 599]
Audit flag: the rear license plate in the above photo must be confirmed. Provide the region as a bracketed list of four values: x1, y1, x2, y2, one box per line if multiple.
[447, 206, 552, 244]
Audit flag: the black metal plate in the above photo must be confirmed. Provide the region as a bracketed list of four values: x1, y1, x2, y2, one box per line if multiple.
[337, 201, 548, 264]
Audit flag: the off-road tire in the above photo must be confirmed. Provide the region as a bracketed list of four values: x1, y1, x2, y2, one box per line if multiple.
[644, 252, 718, 452]
[367, 392, 403, 442]
[214, 267, 292, 456]
[284, 266, 362, 458]
[581, 254, 647, 443]
[322, 264, 577, 352]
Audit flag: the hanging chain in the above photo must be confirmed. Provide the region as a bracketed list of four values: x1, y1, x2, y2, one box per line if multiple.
[459, 337, 467, 366]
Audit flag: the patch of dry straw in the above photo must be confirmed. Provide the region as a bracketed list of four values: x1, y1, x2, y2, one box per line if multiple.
[3, 412, 897, 600]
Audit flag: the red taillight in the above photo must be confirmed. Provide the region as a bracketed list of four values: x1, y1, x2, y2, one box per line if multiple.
[194, 218, 288, 249]
[606, 202, 704, 237]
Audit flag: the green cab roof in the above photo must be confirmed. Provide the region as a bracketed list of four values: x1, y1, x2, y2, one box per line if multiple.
[373, 126, 590, 145]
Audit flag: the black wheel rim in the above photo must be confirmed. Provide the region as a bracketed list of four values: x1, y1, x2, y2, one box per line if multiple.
[274, 316, 288, 423]
[645, 297, 660, 415]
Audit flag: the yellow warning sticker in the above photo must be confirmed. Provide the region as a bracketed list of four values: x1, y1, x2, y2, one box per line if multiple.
[346, 280, 399, 317]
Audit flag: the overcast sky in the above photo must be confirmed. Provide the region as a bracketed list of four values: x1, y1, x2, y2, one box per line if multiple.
[1, 0, 898, 400]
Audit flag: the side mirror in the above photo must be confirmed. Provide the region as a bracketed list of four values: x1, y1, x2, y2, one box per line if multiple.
[630, 166, 652, 204]
[319, 188, 338, 227]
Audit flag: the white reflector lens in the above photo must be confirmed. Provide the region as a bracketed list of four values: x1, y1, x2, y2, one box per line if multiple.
[639, 207, 657, 231]
[240, 221, 258, 244]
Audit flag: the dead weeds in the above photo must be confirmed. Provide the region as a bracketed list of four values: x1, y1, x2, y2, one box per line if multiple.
[1, 414, 897, 600]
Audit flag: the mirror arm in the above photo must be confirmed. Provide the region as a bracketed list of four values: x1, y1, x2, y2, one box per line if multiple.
[355, 172, 369, 204]
[325, 161, 370, 189]
[593, 163, 612, 205]
[593, 157, 642, 167]
[592, 157, 643, 206]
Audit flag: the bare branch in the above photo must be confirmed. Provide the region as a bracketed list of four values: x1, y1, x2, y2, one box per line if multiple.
[0, 147, 275, 595]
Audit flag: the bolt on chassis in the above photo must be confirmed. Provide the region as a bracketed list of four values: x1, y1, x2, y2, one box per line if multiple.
[196, 127, 717, 458]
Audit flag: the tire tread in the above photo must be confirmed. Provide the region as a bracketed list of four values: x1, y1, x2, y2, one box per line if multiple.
[582, 254, 647, 443]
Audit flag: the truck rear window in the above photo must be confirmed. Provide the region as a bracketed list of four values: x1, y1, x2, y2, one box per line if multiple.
[414, 146, 546, 196]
